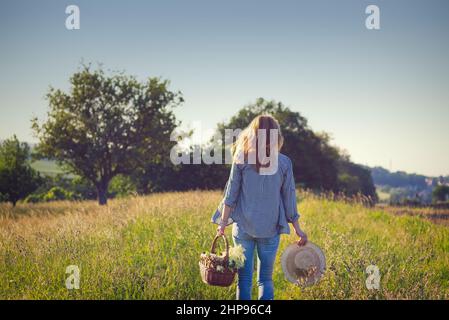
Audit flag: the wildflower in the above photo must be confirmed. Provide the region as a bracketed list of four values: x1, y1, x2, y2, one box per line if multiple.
[227, 244, 246, 269]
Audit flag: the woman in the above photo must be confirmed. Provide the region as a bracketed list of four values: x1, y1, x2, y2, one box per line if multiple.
[217, 115, 308, 300]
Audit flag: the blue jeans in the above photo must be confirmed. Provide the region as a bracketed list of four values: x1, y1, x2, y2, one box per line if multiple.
[232, 231, 280, 300]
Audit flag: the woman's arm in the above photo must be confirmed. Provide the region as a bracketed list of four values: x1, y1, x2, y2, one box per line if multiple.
[282, 158, 307, 246]
[291, 219, 308, 246]
[217, 204, 231, 235]
[217, 162, 242, 235]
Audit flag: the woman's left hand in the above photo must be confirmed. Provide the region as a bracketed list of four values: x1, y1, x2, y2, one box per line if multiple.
[296, 229, 308, 246]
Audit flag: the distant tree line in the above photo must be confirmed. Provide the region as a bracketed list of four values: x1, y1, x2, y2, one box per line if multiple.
[372, 166, 449, 205]
[0, 65, 378, 206]
[371, 167, 429, 190]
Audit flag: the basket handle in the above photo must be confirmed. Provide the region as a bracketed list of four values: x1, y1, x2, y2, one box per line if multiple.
[210, 234, 230, 263]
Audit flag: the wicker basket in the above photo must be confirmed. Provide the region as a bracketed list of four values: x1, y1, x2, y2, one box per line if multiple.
[199, 234, 236, 287]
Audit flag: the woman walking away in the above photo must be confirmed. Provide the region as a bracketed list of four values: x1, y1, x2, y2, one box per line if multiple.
[217, 115, 307, 300]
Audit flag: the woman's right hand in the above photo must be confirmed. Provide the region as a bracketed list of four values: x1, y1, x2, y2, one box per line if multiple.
[217, 225, 226, 236]
[296, 229, 308, 246]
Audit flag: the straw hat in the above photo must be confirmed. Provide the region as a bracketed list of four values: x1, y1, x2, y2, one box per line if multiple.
[280, 241, 326, 287]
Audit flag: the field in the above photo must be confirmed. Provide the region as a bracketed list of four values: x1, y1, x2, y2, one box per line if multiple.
[0, 191, 448, 300]
[379, 205, 449, 227]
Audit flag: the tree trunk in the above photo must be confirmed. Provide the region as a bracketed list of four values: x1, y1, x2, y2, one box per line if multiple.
[96, 181, 109, 206]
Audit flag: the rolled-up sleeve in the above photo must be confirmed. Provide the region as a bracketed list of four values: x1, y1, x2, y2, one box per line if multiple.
[223, 162, 242, 208]
[281, 159, 300, 222]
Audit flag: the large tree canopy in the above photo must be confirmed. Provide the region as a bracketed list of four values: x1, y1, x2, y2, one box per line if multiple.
[216, 98, 377, 201]
[0, 136, 41, 206]
[32, 65, 183, 205]
[217, 98, 340, 190]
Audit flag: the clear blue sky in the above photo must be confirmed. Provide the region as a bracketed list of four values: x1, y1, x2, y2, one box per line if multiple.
[1, 0, 448, 176]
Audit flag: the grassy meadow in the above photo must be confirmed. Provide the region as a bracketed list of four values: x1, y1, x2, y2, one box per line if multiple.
[0, 191, 448, 300]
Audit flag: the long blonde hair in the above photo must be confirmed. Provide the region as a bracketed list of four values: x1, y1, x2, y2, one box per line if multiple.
[231, 115, 284, 172]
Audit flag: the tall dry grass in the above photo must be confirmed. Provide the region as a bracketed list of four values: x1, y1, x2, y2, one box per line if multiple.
[0, 191, 448, 299]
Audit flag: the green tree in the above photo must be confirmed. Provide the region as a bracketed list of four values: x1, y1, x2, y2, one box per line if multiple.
[42, 187, 75, 202]
[32, 64, 183, 205]
[0, 136, 42, 206]
[108, 174, 137, 198]
[214, 98, 376, 200]
[217, 98, 341, 191]
[432, 185, 449, 203]
[337, 160, 378, 203]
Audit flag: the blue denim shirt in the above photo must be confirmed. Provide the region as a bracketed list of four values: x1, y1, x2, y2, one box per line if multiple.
[223, 153, 300, 238]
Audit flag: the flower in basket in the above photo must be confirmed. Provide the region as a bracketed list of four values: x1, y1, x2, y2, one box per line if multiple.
[226, 244, 246, 269]
[200, 244, 246, 271]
